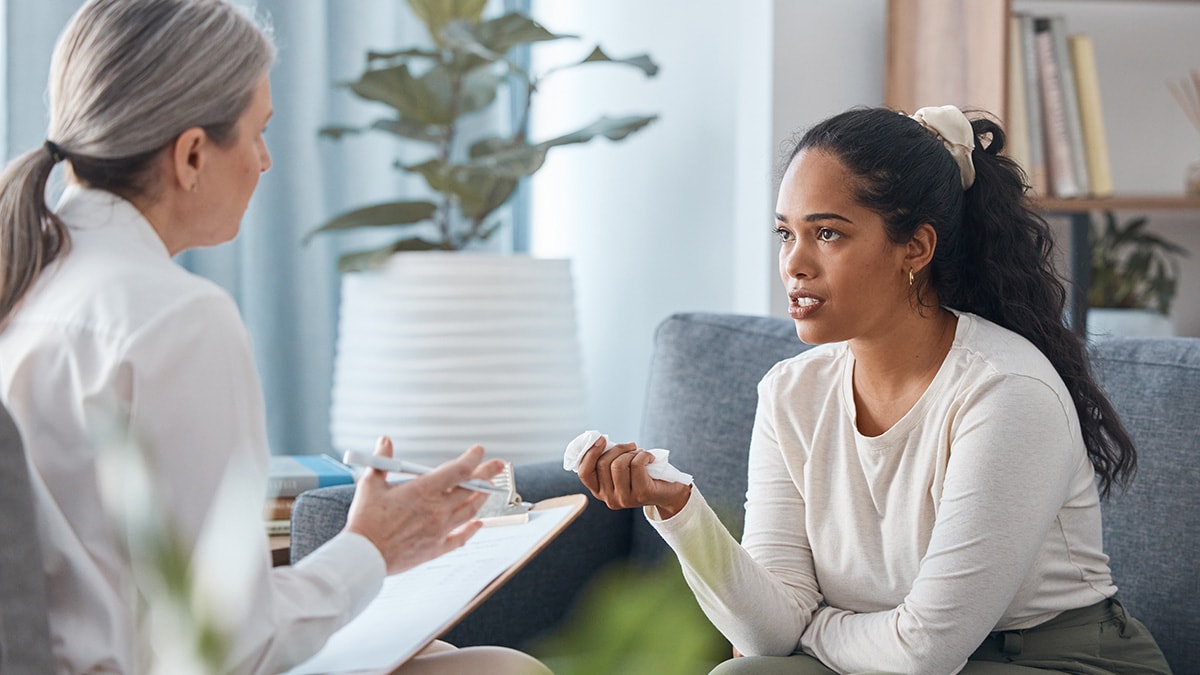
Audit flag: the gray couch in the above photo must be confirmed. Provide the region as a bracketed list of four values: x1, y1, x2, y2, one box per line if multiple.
[0, 403, 55, 672]
[291, 312, 1200, 671]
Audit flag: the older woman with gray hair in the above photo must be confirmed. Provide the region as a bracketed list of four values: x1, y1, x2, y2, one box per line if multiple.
[0, 1, 549, 673]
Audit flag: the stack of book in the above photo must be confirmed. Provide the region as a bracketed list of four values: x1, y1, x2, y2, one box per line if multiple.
[264, 454, 356, 538]
[1006, 13, 1112, 199]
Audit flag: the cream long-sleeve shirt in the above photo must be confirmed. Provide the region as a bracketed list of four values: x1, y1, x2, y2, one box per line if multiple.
[0, 186, 385, 674]
[649, 311, 1116, 675]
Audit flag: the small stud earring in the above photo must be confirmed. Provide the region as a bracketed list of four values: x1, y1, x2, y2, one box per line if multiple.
[908, 269, 915, 287]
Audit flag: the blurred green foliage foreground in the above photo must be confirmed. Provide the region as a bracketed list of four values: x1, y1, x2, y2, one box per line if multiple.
[533, 559, 729, 675]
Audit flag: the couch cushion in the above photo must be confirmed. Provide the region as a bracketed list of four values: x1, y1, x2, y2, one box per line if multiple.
[0, 403, 54, 672]
[636, 314, 1198, 670]
[636, 313, 812, 563]
[1090, 337, 1200, 672]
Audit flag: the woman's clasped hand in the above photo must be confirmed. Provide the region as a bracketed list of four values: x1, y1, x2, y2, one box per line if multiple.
[575, 435, 692, 519]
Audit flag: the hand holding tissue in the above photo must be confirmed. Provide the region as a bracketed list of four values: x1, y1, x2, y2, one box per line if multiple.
[563, 430, 693, 485]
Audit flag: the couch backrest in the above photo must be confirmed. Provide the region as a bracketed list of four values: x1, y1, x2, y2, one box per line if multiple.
[639, 313, 1199, 670]
[637, 313, 813, 563]
[0, 402, 54, 673]
[1091, 337, 1200, 671]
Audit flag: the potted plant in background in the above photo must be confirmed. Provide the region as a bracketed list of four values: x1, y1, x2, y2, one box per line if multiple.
[311, 0, 658, 465]
[1087, 211, 1189, 340]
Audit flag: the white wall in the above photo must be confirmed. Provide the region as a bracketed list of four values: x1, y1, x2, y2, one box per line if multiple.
[528, 0, 884, 441]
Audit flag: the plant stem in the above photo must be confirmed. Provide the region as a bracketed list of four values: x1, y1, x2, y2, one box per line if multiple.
[438, 55, 466, 250]
[515, 71, 537, 145]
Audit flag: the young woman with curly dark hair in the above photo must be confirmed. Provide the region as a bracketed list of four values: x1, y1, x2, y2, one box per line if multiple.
[576, 105, 1169, 673]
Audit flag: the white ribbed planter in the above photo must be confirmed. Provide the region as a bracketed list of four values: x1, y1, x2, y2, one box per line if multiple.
[1086, 308, 1176, 341]
[330, 253, 586, 466]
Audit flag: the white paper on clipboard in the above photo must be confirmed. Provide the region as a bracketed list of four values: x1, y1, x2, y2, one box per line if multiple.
[284, 495, 584, 675]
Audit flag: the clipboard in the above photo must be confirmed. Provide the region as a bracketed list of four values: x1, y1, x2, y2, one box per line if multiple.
[285, 493, 587, 675]
[430, 494, 585, 643]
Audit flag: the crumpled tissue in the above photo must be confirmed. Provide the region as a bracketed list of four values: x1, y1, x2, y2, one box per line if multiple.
[562, 429, 693, 485]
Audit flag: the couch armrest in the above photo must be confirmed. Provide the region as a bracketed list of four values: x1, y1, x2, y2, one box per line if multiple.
[290, 484, 355, 562]
[289, 459, 634, 649]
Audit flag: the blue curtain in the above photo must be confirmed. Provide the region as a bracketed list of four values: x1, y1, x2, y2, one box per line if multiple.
[2, 0, 522, 456]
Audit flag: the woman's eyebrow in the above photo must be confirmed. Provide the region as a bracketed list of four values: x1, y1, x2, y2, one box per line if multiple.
[804, 212, 852, 224]
[775, 212, 853, 224]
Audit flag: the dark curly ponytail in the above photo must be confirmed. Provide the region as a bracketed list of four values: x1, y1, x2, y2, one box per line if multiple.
[788, 106, 1136, 497]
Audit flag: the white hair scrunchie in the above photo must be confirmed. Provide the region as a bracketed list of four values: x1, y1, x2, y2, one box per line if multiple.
[910, 105, 976, 191]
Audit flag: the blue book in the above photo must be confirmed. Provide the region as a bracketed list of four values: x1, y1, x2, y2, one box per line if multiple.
[268, 454, 355, 498]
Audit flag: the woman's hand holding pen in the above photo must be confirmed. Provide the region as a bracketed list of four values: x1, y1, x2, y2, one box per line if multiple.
[576, 436, 692, 519]
[345, 436, 506, 575]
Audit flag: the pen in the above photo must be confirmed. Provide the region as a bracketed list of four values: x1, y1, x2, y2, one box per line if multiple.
[342, 450, 509, 496]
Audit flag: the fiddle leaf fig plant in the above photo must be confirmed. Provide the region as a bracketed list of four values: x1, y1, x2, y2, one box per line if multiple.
[310, 0, 659, 272]
[1089, 211, 1189, 315]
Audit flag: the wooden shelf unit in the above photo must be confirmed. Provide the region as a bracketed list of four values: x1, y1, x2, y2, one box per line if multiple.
[885, 0, 1200, 334]
[1036, 195, 1200, 211]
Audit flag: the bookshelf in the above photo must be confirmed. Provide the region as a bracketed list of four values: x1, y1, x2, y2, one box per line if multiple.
[270, 535, 289, 567]
[885, 0, 1200, 334]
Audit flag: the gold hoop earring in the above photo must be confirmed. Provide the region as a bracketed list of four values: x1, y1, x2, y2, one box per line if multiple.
[908, 269, 915, 287]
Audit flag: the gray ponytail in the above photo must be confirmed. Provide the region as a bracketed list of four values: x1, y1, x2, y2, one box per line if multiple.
[0, 149, 69, 323]
[0, 0, 275, 324]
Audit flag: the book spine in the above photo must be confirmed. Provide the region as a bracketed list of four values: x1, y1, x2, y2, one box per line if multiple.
[1034, 17, 1080, 198]
[267, 475, 319, 498]
[263, 496, 296, 521]
[264, 519, 291, 537]
[1069, 33, 1114, 197]
[1019, 13, 1049, 196]
[1005, 14, 1032, 180]
[267, 455, 355, 497]
[1049, 16, 1091, 195]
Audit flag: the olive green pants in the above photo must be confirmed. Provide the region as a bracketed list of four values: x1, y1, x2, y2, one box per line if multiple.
[709, 596, 1171, 674]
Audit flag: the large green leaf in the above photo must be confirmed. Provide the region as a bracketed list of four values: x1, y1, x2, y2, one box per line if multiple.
[459, 66, 507, 115]
[464, 145, 549, 178]
[543, 114, 659, 145]
[479, 13, 571, 51]
[450, 167, 518, 223]
[407, 0, 487, 46]
[544, 46, 660, 80]
[366, 48, 440, 64]
[305, 200, 438, 243]
[402, 157, 516, 224]
[440, 21, 500, 61]
[349, 64, 452, 125]
[579, 46, 660, 77]
[318, 125, 363, 140]
[416, 63, 505, 119]
[369, 118, 445, 144]
[403, 159, 453, 194]
[469, 136, 514, 159]
[338, 237, 450, 272]
[460, 115, 658, 179]
[438, 13, 570, 63]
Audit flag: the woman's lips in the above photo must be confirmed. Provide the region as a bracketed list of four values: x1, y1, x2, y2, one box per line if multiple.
[788, 293, 823, 319]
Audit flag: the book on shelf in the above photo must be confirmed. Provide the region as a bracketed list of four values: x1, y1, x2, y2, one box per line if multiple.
[1008, 12, 1113, 199]
[1048, 16, 1091, 197]
[1005, 14, 1032, 180]
[1068, 33, 1114, 197]
[1033, 16, 1082, 198]
[263, 496, 296, 521]
[1016, 13, 1049, 196]
[265, 518, 291, 537]
[267, 453, 355, 498]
